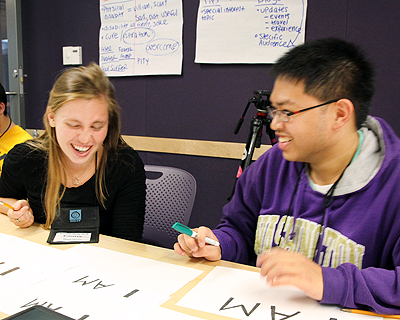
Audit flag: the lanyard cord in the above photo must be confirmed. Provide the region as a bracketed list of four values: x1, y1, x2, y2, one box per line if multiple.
[94, 152, 98, 206]
[277, 166, 303, 247]
[313, 169, 346, 261]
[277, 165, 346, 262]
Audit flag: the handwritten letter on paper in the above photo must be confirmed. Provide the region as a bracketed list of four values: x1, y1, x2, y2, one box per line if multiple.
[196, 0, 307, 64]
[99, 0, 183, 76]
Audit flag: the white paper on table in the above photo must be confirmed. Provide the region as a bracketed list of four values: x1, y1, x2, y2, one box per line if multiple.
[0, 280, 200, 320]
[64, 244, 203, 298]
[0, 243, 204, 319]
[0, 234, 85, 291]
[176, 266, 381, 320]
[0, 232, 14, 245]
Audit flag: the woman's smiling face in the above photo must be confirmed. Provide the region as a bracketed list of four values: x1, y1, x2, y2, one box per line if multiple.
[48, 97, 109, 168]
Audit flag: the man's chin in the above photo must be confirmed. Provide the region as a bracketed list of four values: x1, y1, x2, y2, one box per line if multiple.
[281, 151, 302, 163]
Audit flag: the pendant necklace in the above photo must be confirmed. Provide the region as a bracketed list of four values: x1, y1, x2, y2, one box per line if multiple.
[62, 156, 95, 186]
[0, 118, 12, 139]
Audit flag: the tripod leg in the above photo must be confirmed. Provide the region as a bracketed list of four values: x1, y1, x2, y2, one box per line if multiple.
[227, 118, 263, 201]
[243, 118, 263, 170]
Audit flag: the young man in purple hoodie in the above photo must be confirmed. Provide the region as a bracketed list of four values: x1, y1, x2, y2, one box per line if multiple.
[174, 38, 400, 314]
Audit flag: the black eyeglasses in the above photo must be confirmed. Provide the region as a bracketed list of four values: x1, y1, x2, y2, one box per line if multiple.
[267, 99, 340, 122]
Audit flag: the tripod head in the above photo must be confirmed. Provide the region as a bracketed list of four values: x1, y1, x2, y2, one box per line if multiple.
[250, 90, 271, 112]
[234, 90, 272, 135]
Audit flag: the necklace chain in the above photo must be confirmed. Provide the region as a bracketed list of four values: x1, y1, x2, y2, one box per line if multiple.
[62, 159, 93, 186]
[0, 118, 12, 139]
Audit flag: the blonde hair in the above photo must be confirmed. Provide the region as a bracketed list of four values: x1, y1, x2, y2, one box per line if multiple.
[27, 62, 123, 228]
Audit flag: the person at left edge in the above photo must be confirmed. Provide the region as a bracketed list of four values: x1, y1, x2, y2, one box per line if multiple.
[0, 63, 146, 242]
[0, 82, 32, 176]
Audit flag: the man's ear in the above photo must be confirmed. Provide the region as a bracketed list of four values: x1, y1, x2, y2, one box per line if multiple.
[0, 102, 6, 115]
[332, 99, 354, 130]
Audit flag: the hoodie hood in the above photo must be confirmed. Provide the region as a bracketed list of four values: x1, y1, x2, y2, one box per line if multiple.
[329, 116, 399, 196]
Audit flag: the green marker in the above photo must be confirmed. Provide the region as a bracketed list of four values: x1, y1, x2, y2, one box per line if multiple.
[172, 222, 220, 247]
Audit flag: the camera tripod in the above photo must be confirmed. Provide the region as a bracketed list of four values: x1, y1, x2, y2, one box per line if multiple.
[227, 90, 277, 201]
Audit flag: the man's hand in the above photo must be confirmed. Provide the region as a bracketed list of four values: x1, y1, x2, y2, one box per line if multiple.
[256, 247, 323, 300]
[174, 226, 221, 262]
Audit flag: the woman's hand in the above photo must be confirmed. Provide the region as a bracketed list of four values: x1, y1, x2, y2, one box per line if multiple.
[7, 200, 34, 228]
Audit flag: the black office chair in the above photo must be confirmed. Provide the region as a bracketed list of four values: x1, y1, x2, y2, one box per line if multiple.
[142, 165, 197, 249]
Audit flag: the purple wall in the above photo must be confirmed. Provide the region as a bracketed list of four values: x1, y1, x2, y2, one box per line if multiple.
[20, 1, 400, 238]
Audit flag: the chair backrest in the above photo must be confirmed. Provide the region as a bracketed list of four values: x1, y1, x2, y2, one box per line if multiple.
[142, 165, 197, 249]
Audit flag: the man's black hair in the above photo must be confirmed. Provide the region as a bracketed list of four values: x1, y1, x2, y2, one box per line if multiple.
[0, 82, 7, 116]
[271, 38, 375, 128]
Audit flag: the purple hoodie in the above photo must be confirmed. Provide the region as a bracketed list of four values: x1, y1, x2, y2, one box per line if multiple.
[213, 116, 400, 314]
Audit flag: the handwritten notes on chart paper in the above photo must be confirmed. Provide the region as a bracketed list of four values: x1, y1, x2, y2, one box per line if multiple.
[99, 0, 183, 76]
[196, 0, 307, 63]
[176, 266, 378, 320]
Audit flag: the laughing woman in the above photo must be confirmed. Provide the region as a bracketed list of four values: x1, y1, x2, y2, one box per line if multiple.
[0, 63, 146, 242]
